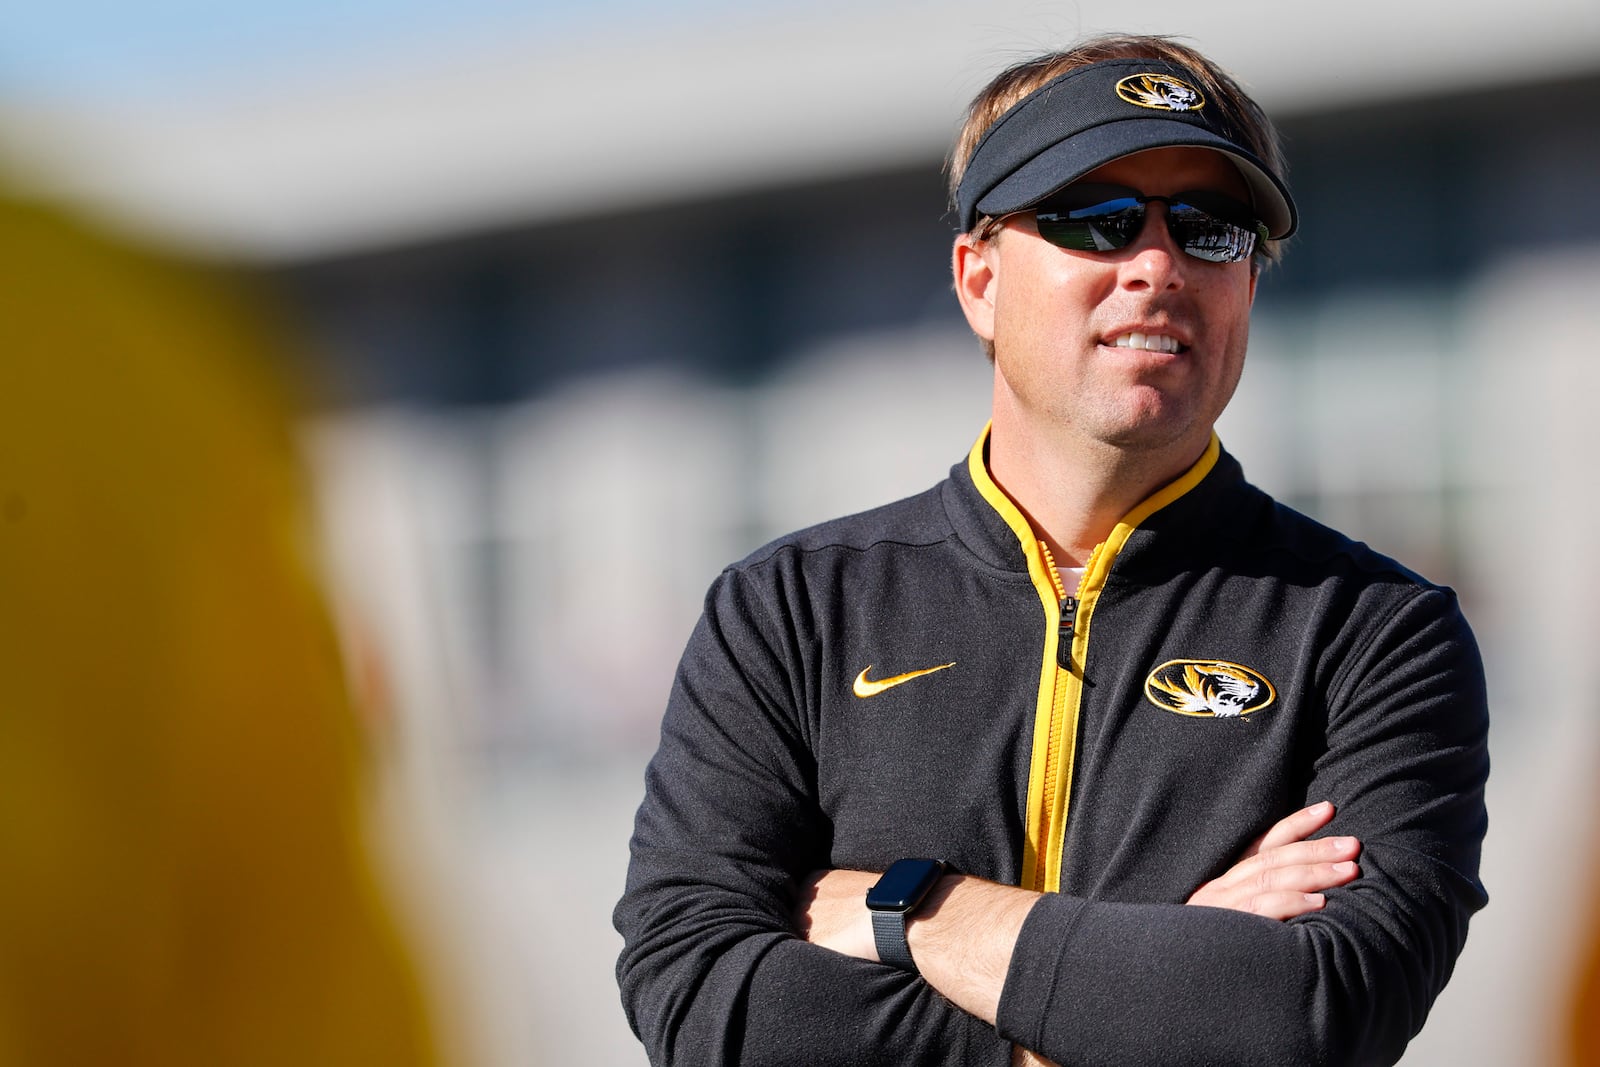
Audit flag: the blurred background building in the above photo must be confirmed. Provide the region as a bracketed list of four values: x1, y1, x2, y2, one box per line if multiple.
[4, 1, 1599, 1063]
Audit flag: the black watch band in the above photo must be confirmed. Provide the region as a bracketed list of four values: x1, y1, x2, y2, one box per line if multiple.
[871, 907, 918, 970]
[865, 858, 947, 974]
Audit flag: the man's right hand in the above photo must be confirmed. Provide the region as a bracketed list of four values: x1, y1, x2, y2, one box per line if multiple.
[1184, 801, 1361, 919]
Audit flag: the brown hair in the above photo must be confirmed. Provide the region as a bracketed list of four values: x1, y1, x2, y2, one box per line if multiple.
[950, 35, 1288, 265]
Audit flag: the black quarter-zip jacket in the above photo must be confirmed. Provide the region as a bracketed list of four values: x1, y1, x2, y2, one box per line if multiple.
[615, 426, 1489, 1067]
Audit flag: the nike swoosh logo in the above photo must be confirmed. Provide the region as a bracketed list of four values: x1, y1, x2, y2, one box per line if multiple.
[852, 662, 956, 698]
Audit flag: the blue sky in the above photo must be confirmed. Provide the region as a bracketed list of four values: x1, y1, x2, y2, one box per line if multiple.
[0, 0, 747, 103]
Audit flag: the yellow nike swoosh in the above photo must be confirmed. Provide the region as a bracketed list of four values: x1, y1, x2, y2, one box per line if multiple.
[852, 662, 956, 698]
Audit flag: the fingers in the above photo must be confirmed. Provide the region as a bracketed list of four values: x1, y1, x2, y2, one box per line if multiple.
[1237, 835, 1362, 882]
[1251, 800, 1338, 855]
[1241, 891, 1329, 922]
[1249, 853, 1360, 896]
[1189, 848, 1359, 904]
[1186, 808, 1363, 919]
[1187, 856, 1359, 917]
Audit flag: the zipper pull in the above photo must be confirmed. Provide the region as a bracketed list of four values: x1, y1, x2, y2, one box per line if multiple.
[1057, 596, 1078, 669]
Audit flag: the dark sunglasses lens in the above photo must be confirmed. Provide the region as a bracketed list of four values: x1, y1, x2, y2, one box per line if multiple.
[1034, 191, 1261, 263]
[1167, 203, 1257, 263]
[1035, 199, 1146, 252]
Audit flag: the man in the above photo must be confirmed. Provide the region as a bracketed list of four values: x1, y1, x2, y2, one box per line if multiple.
[615, 35, 1488, 1066]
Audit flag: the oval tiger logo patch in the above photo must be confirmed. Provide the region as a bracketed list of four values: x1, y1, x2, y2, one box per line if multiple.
[1144, 659, 1275, 718]
[1115, 73, 1206, 112]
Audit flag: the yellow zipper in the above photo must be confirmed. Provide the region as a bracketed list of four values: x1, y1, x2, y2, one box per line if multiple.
[966, 425, 1221, 895]
[1033, 544, 1069, 892]
[1032, 541, 1096, 892]
[1033, 668, 1073, 891]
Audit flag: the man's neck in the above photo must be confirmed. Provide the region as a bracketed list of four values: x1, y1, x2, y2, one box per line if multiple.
[986, 416, 1207, 569]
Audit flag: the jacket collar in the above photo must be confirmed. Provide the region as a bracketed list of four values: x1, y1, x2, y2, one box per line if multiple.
[941, 422, 1249, 575]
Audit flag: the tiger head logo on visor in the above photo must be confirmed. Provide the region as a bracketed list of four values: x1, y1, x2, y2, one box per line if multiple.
[1115, 73, 1206, 112]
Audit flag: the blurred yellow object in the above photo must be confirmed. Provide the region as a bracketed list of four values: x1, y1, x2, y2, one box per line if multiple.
[0, 195, 438, 1065]
[1570, 833, 1600, 1066]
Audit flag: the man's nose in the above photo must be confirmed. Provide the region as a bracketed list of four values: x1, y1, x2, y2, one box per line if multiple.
[1117, 203, 1186, 293]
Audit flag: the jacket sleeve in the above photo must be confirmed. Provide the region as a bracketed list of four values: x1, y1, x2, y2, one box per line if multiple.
[613, 567, 1013, 1067]
[995, 586, 1490, 1067]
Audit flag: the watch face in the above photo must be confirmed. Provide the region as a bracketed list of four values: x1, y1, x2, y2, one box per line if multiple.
[866, 858, 945, 911]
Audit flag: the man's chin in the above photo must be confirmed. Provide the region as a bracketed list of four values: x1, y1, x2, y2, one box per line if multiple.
[1092, 410, 1210, 461]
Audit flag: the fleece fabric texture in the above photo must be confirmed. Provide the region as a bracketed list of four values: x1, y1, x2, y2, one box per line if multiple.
[614, 438, 1489, 1067]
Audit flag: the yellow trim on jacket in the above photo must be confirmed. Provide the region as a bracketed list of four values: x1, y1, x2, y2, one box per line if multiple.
[966, 424, 1221, 891]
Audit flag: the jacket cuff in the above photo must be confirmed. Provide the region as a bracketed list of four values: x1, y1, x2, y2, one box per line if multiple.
[995, 892, 1088, 1052]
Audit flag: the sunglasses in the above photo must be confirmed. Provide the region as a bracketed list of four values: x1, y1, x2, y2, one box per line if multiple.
[1031, 183, 1268, 264]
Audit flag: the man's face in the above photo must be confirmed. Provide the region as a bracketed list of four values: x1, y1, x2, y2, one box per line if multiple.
[958, 146, 1259, 463]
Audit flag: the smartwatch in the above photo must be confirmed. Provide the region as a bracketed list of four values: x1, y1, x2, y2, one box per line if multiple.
[865, 858, 947, 973]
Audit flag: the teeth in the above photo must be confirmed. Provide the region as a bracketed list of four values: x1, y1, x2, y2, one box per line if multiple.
[1109, 332, 1181, 353]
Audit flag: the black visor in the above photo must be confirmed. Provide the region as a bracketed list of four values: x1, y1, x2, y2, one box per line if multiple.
[954, 58, 1296, 240]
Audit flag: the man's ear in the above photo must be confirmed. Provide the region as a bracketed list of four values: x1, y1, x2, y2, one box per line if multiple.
[952, 233, 998, 343]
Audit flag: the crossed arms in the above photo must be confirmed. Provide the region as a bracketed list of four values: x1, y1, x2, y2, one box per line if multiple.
[798, 801, 1361, 1066]
[615, 565, 1489, 1066]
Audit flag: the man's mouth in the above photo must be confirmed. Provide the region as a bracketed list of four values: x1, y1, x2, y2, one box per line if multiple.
[1104, 331, 1186, 354]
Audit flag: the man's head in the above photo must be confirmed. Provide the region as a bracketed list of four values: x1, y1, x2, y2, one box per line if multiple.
[949, 37, 1292, 466]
